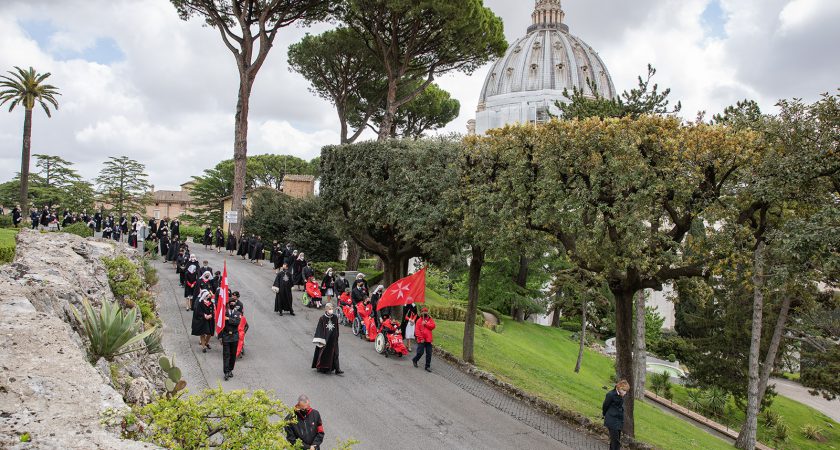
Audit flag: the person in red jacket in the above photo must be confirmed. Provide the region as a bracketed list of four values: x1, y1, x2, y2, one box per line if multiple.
[411, 306, 436, 372]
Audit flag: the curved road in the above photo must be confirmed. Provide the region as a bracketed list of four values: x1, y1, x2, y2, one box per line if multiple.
[156, 246, 605, 449]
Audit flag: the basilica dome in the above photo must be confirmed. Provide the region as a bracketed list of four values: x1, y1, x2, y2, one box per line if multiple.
[473, 0, 616, 134]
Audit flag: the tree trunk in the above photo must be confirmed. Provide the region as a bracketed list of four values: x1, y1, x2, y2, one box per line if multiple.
[463, 246, 485, 364]
[633, 290, 647, 400]
[735, 241, 766, 450]
[19, 108, 32, 209]
[345, 240, 361, 271]
[757, 296, 793, 402]
[230, 79, 252, 237]
[378, 79, 398, 141]
[614, 288, 636, 437]
[511, 254, 529, 322]
[551, 299, 562, 328]
[574, 297, 587, 373]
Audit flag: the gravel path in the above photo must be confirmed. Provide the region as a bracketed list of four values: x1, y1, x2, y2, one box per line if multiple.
[155, 246, 607, 450]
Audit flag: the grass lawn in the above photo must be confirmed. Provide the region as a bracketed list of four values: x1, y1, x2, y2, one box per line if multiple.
[668, 384, 840, 449]
[432, 316, 840, 450]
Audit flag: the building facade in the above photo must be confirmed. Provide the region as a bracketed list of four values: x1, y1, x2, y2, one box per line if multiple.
[475, 0, 616, 134]
[145, 182, 195, 222]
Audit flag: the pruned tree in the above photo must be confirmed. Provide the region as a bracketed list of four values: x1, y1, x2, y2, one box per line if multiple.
[170, 0, 331, 235]
[355, 81, 460, 139]
[320, 138, 458, 286]
[0, 66, 60, 209]
[337, 0, 507, 140]
[95, 156, 152, 218]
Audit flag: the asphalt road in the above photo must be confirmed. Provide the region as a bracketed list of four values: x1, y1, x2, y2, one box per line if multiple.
[156, 245, 602, 450]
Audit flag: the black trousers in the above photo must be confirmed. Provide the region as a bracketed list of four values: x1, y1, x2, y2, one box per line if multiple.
[223, 340, 238, 374]
[413, 342, 433, 368]
[609, 428, 622, 450]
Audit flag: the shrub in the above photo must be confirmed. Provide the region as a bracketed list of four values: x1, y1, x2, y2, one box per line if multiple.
[667, 353, 677, 363]
[427, 305, 483, 324]
[141, 258, 158, 288]
[72, 298, 157, 361]
[177, 225, 204, 242]
[144, 329, 164, 355]
[560, 320, 582, 332]
[135, 292, 158, 327]
[649, 333, 694, 362]
[311, 261, 346, 277]
[761, 409, 781, 428]
[703, 386, 729, 419]
[63, 222, 93, 238]
[0, 245, 14, 264]
[773, 421, 790, 443]
[800, 424, 825, 442]
[0, 215, 12, 227]
[650, 371, 672, 398]
[103, 256, 143, 301]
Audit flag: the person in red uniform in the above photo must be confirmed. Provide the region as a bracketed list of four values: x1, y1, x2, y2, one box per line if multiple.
[286, 394, 325, 450]
[338, 289, 354, 324]
[412, 306, 436, 372]
[356, 297, 376, 341]
[380, 314, 408, 356]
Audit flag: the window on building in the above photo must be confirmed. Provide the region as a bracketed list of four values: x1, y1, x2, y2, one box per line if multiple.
[153, 211, 160, 219]
[536, 106, 550, 124]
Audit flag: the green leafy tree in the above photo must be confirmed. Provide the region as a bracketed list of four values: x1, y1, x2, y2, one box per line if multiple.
[95, 156, 152, 218]
[320, 138, 458, 285]
[187, 154, 316, 226]
[354, 81, 460, 139]
[288, 27, 383, 144]
[0, 66, 60, 208]
[30, 154, 82, 209]
[337, 0, 507, 140]
[171, 0, 331, 236]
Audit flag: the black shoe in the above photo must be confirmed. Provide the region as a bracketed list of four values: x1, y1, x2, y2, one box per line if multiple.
[290, 312, 295, 316]
[206, 344, 211, 350]
[202, 347, 207, 353]
[412, 360, 418, 368]
[335, 370, 344, 375]
[278, 312, 283, 316]
[229, 371, 233, 378]
[425, 367, 432, 372]
[224, 373, 230, 380]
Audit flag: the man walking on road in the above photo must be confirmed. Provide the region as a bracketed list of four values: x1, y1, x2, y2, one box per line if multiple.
[221, 300, 242, 380]
[412, 306, 436, 372]
[286, 394, 324, 450]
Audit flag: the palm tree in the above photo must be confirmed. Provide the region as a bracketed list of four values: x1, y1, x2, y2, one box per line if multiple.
[0, 66, 60, 209]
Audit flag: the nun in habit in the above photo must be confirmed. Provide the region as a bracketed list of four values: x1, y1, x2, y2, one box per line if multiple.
[312, 303, 342, 374]
[272, 263, 295, 316]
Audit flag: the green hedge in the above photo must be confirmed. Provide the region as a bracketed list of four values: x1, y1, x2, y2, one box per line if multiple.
[560, 320, 582, 332]
[0, 215, 12, 228]
[63, 222, 93, 238]
[0, 246, 14, 264]
[427, 305, 483, 324]
[311, 261, 347, 277]
[178, 225, 205, 241]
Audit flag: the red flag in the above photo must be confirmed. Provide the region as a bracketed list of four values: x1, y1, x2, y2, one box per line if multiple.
[377, 267, 426, 311]
[215, 262, 229, 335]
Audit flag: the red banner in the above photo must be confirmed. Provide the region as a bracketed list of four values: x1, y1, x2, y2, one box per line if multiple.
[376, 268, 426, 311]
[215, 262, 228, 335]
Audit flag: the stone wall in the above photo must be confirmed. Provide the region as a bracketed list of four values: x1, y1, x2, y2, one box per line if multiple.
[0, 229, 164, 449]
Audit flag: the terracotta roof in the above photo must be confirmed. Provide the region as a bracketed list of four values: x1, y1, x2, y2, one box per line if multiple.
[152, 190, 193, 203]
[282, 174, 315, 182]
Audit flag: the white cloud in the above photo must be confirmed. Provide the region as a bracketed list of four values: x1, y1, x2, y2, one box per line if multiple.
[0, 0, 837, 197]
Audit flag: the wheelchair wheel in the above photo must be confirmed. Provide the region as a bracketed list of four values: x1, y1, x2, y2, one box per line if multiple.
[374, 333, 387, 354]
[352, 317, 361, 336]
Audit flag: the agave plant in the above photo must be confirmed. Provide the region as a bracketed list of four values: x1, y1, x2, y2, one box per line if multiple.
[72, 298, 156, 361]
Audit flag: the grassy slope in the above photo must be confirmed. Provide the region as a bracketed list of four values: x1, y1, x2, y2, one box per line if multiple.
[433, 316, 839, 450]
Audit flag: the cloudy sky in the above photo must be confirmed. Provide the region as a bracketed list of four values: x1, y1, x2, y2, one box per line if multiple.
[0, 0, 837, 190]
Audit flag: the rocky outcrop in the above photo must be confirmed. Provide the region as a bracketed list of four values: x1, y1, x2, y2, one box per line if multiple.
[0, 230, 163, 449]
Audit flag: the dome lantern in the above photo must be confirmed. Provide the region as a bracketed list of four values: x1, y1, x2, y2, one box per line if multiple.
[529, 0, 568, 33]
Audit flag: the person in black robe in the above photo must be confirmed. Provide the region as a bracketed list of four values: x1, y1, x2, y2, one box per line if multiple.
[238, 235, 250, 259]
[370, 285, 384, 327]
[119, 215, 129, 241]
[170, 219, 180, 237]
[269, 241, 279, 268]
[184, 256, 200, 310]
[220, 300, 242, 380]
[12, 206, 22, 228]
[226, 232, 237, 255]
[198, 260, 213, 279]
[321, 268, 336, 304]
[102, 224, 113, 239]
[148, 218, 158, 237]
[283, 245, 295, 266]
[272, 264, 295, 316]
[158, 218, 169, 237]
[203, 226, 212, 249]
[292, 253, 306, 290]
[214, 226, 224, 253]
[159, 231, 170, 258]
[198, 270, 214, 294]
[168, 235, 180, 262]
[93, 211, 102, 232]
[250, 236, 265, 266]
[312, 304, 342, 374]
[191, 290, 215, 352]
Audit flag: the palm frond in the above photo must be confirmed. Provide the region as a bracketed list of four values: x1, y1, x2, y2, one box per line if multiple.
[0, 66, 60, 114]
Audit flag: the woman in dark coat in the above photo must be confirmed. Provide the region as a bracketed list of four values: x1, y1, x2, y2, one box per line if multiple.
[250, 236, 265, 266]
[321, 268, 336, 303]
[184, 256, 200, 311]
[273, 264, 295, 316]
[214, 226, 224, 253]
[203, 226, 212, 249]
[292, 253, 307, 290]
[238, 235, 250, 259]
[602, 380, 629, 450]
[226, 232, 237, 255]
[191, 290, 216, 352]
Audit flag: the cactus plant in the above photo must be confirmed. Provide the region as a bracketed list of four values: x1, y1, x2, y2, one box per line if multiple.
[159, 355, 187, 398]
